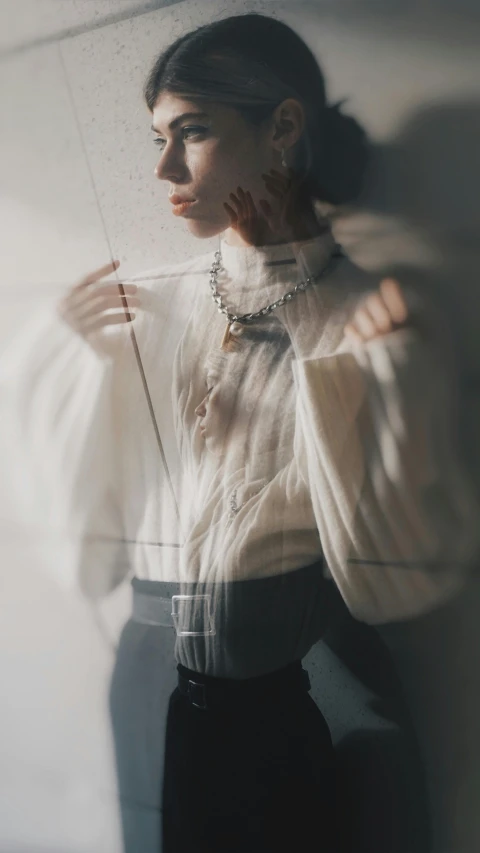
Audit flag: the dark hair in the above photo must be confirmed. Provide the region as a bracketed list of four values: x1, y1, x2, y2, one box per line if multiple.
[144, 13, 369, 206]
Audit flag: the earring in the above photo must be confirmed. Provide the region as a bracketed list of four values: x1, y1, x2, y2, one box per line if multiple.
[281, 147, 288, 168]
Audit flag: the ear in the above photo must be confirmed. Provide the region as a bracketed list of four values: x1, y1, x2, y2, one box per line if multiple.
[270, 98, 305, 153]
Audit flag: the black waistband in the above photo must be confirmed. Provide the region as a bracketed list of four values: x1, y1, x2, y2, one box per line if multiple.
[176, 660, 311, 711]
[177, 659, 310, 693]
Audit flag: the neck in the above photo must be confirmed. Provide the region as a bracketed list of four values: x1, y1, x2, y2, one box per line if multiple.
[224, 228, 292, 248]
[224, 205, 330, 249]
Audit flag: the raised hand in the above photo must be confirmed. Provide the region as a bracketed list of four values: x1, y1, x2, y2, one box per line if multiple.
[223, 168, 321, 246]
[259, 168, 320, 242]
[58, 260, 139, 343]
[344, 278, 409, 344]
[223, 186, 272, 246]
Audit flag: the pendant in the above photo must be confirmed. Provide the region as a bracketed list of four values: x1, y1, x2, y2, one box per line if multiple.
[220, 322, 233, 351]
[220, 321, 244, 352]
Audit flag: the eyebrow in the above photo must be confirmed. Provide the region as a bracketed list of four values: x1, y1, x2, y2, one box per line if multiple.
[151, 112, 210, 134]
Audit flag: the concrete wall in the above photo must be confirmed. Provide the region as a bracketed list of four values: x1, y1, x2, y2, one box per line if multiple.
[1, 0, 479, 850]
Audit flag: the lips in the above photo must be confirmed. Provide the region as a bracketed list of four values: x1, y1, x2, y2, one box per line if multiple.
[169, 194, 195, 205]
[170, 197, 196, 217]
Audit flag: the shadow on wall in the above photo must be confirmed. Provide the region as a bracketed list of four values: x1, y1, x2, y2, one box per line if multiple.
[376, 99, 480, 236]
[326, 98, 480, 853]
[373, 100, 480, 495]
[336, 98, 480, 488]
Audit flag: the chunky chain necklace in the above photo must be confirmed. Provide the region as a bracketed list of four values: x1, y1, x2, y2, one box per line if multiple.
[209, 243, 343, 350]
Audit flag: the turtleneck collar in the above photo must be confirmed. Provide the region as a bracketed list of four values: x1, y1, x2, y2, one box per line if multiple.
[218, 228, 337, 292]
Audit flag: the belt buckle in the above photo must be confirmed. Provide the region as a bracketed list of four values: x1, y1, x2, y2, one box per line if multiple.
[188, 679, 207, 710]
[171, 594, 216, 637]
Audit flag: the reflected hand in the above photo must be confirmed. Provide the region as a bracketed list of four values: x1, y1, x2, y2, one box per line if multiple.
[58, 261, 140, 342]
[223, 186, 272, 246]
[223, 168, 320, 246]
[259, 168, 320, 242]
[344, 278, 409, 343]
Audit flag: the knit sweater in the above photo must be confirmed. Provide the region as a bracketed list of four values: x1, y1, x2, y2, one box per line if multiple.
[1, 230, 478, 677]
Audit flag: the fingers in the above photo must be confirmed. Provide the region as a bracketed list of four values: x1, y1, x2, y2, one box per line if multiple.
[347, 307, 378, 341]
[223, 201, 238, 224]
[231, 189, 247, 212]
[363, 292, 393, 335]
[344, 280, 410, 343]
[228, 192, 241, 212]
[270, 168, 291, 179]
[225, 187, 259, 228]
[69, 282, 137, 306]
[245, 190, 257, 219]
[380, 278, 408, 325]
[271, 167, 297, 181]
[61, 308, 137, 336]
[76, 260, 120, 289]
[261, 170, 304, 237]
[224, 189, 247, 226]
[261, 168, 298, 199]
[344, 301, 389, 344]
[261, 175, 284, 200]
[82, 312, 137, 336]
[343, 322, 365, 345]
[75, 294, 140, 324]
[259, 199, 273, 219]
[64, 303, 138, 335]
[236, 186, 247, 204]
[59, 279, 140, 336]
[62, 283, 138, 314]
[262, 169, 292, 191]
[237, 186, 257, 220]
[226, 172, 297, 229]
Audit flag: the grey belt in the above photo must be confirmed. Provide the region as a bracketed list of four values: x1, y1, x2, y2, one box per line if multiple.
[132, 588, 216, 637]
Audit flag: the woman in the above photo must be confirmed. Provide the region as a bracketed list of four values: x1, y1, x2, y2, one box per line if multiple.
[8, 12, 478, 853]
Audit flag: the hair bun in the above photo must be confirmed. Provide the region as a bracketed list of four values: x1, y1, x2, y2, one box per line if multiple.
[308, 101, 370, 205]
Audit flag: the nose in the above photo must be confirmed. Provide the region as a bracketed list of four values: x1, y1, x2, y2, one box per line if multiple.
[195, 397, 207, 418]
[154, 143, 187, 182]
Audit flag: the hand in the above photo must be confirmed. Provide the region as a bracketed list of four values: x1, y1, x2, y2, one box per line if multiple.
[58, 261, 139, 342]
[223, 168, 321, 246]
[344, 278, 409, 344]
[223, 186, 272, 246]
[259, 168, 321, 242]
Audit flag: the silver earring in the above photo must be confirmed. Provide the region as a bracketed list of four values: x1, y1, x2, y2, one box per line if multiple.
[281, 147, 287, 168]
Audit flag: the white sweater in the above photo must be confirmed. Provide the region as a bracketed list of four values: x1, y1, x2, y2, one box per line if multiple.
[1, 230, 478, 677]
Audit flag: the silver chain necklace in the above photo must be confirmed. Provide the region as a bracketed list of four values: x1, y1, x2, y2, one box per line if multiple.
[209, 243, 343, 350]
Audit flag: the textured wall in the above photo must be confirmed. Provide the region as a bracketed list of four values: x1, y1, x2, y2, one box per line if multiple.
[1, 1, 479, 850]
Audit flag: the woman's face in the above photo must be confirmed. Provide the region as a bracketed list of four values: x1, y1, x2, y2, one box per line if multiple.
[151, 93, 276, 239]
[194, 372, 250, 457]
[195, 380, 234, 457]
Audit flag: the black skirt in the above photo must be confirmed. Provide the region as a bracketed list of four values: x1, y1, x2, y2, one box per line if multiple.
[109, 617, 336, 853]
[109, 580, 431, 853]
[162, 660, 336, 853]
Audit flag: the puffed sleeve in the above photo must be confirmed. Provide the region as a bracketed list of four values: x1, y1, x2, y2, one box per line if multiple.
[292, 327, 480, 624]
[0, 306, 132, 599]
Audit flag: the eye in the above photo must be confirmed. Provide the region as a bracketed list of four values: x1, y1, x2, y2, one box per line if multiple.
[153, 126, 207, 151]
[182, 125, 207, 139]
